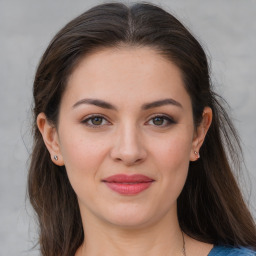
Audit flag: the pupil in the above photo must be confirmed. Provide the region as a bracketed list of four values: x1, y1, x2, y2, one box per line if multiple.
[92, 117, 102, 125]
[153, 117, 163, 125]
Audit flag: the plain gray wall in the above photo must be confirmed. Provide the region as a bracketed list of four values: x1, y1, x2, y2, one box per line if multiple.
[0, 0, 255, 255]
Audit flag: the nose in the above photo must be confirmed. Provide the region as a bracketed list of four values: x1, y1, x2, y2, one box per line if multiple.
[110, 124, 147, 166]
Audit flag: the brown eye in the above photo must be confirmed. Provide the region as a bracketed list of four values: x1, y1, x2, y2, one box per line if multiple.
[91, 116, 103, 125]
[82, 115, 110, 127]
[152, 117, 164, 126]
[147, 115, 175, 127]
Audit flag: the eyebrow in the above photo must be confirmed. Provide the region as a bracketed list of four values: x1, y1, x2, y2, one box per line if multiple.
[73, 98, 117, 110]
[142, 98, 183, 110]
[72, 98, 183, 110]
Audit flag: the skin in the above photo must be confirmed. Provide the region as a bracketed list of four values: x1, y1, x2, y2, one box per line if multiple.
[38, 46, 213, 256]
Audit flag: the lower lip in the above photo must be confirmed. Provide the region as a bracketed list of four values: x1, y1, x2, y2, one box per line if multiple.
[105, 182, 153, 195]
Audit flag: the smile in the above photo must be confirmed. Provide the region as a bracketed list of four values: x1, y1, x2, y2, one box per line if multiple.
[102, 174, 155, 195]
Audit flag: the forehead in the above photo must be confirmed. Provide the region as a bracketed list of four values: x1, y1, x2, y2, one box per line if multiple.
[63, 46, 191, 109]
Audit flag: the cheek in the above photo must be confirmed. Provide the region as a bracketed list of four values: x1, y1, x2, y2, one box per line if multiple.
[58, 131, 108, 192]
[60, 126, 107, 167]
[149, 129, 192, 192]
[152, 131, 192, 167]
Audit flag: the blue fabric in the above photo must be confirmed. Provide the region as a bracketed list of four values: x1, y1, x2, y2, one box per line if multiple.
[208, 246, 256, 256]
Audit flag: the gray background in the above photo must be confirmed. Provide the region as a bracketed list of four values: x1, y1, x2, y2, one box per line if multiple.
[0, 0, 255, 255]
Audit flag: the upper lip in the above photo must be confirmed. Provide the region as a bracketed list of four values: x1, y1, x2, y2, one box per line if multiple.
[102, 174, 154, 183]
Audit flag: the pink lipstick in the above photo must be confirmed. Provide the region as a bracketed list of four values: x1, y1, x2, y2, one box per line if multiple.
[102, 174, 154, 195]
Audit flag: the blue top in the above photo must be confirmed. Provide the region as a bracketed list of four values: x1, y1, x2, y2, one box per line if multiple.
[208, 246, 256, 256]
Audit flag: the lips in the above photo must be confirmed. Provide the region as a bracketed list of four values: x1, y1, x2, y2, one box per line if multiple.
[102, 174, 154, 195]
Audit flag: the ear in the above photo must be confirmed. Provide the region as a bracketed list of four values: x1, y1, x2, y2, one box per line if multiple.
[37, 112, 64, 166]
[190, 107, 212, 161]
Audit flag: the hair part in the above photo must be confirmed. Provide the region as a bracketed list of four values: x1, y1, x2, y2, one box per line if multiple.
[28, 2, 256, 255]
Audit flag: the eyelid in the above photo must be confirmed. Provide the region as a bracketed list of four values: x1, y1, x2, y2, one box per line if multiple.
[81, 114, 111, 127]
[145, 114, 176, 126]
[81, 113, 176, 128]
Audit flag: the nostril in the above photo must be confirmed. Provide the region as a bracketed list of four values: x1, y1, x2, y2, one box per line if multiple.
[135, 158, 143, 164]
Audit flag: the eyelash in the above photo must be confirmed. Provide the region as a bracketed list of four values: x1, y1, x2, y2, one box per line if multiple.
[81, 114, 111, 128]
[81, 114, 176, 128]
[146, 115, 176, 127]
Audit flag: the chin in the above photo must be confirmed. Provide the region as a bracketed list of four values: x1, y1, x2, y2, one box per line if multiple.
[108, 216, 153, 229]
[102, 204, 161, 229]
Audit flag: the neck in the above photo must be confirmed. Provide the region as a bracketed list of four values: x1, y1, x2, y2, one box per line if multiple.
[77, 208, 184, 256]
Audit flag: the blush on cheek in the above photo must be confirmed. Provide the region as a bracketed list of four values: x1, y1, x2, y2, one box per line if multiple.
[155, 138, 191, 185]
[156, 138, 191, 164]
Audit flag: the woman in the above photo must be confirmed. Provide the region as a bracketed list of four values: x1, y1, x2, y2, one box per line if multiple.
[28, 2, 256, 256]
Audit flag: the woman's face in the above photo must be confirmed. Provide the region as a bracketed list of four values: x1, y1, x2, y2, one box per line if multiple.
[50, 47, 204, 228]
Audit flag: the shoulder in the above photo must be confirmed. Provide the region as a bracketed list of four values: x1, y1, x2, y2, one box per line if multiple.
[208, 245, 256, 256]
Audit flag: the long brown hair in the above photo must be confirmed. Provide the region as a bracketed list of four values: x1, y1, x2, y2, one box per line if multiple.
[28, 2, 256, 255]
